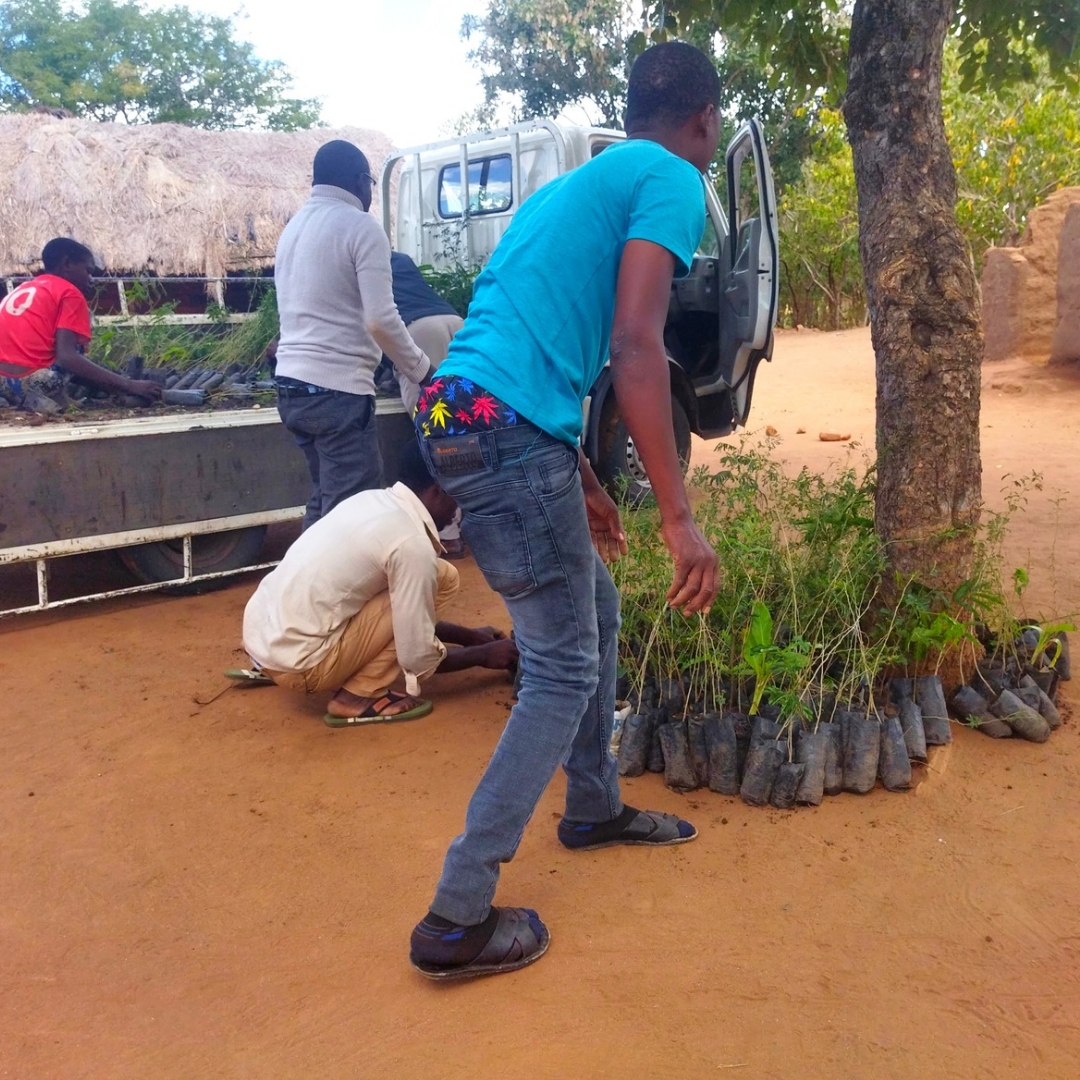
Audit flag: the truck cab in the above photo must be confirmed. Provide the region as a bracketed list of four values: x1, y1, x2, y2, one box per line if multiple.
[380, 118, 779, 499]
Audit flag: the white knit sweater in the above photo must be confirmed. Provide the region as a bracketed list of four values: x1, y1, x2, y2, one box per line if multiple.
[274, 185, 431, 395]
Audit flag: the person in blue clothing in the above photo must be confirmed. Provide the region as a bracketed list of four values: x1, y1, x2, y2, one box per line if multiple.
[409, 41, 723, 980]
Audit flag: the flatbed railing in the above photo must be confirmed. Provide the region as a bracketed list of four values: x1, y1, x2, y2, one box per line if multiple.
[2, 275, 270, 325]
[0, 506, 303, 617]
[0, 400, 412, 618]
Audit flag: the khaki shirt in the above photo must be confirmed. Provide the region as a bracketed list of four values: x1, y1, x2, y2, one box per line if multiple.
[243, 483, 447, 683]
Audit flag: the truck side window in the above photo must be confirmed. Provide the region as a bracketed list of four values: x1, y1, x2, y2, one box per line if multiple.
[438, 155, 513, 218]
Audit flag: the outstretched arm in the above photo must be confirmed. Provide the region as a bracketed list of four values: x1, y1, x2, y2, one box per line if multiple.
[435, 637, 518, 674]
[609, 239, 718, 615]
[54, 330, 162, 401]
[434, 621, 517, 673]
[436, 622, 506, 647]
[354, 226, 433, 385]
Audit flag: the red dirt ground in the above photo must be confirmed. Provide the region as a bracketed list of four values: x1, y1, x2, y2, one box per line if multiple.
[3, 328, 1079, 1079]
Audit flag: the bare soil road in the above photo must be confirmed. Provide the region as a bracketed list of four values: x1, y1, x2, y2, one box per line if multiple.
[3, 329, 1079, 1079]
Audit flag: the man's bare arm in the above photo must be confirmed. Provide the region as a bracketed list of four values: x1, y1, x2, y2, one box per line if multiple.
[609, 239, 718, 614]
[435, 622, 507, 647]
[54, 330, 162, 401]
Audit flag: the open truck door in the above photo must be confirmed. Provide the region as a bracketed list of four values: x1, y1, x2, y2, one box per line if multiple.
[718, 118, 779, 425]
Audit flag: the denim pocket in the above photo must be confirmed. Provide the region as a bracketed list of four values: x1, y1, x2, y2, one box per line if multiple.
[351, 394, 375, 429]
[532, 445, 580, 499]
[463, 510, 536, 599]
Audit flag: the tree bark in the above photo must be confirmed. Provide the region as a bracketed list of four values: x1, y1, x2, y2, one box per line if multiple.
[843, 0, 983, 596]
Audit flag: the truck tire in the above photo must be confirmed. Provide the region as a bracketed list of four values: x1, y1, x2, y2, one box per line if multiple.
[595, 393, 692, 504]
[119, 526, 269, 585]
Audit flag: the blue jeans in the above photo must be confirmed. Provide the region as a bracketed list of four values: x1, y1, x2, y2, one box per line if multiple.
[277, 386, 381, 530]
[420, 420, 623, 925]
[1, 376, 25, 406]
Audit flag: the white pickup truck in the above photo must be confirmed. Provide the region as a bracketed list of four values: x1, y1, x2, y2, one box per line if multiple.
[380, 118, 779, 500]
[0, 118, 778, 614]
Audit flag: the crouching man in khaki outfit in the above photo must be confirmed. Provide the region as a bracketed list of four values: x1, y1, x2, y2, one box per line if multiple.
[242, 439, 517, 726]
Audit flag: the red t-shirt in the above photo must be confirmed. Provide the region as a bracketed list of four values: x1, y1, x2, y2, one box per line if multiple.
[0, 274, 92, 374]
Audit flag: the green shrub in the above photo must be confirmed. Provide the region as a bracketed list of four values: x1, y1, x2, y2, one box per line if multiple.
[89, 284, 279, 375]
[614, 439, 1051, 724]
[418, 263, 482, 319]
[771, 46, 1080, 329]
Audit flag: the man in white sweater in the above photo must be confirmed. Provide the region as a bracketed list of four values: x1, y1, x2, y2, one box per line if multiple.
[274, 140, 434, 529]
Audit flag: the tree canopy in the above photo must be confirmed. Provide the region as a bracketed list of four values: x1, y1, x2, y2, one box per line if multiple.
[647, 0, 1080, 96]
[462, 0, 632, 127]
[0, 0, 320, 130]
[462, 0, 816, 189]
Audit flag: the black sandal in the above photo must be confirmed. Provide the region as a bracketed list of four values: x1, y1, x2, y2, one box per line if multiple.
[557, 805, 697, 851]
[411, 907, 550, 980]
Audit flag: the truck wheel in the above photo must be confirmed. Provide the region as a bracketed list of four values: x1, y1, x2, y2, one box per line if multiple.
[595, 393, 692, 504]
[119, 526, 269, 585]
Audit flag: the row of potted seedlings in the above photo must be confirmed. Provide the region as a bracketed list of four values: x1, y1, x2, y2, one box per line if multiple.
[615, 630, 1069, 809]
[952, 626, 1070, 741]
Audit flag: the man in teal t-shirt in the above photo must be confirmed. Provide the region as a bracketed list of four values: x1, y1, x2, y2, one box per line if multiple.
[411, 42, 722, 981]
[421, 137, 705, 444]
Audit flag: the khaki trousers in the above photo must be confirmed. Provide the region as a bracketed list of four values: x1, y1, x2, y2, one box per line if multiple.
[268, 559, 459, 697]
[397, 313, 465, 415]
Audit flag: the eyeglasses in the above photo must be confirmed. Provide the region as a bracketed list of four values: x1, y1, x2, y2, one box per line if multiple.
[361, 172, 378, 188]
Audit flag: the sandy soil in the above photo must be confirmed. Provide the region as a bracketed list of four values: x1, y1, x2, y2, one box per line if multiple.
[3, 328, 1080, 1080]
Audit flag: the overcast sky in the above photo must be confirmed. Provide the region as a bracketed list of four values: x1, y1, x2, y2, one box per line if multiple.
[168, 0, 487, 145]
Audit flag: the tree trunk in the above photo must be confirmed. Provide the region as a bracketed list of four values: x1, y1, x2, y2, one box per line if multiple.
[843, 0, 983, 597]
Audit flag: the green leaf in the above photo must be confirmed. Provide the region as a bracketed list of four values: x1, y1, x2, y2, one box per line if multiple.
[744, 600, 773, 657]
[1013, 567, 1030, 597]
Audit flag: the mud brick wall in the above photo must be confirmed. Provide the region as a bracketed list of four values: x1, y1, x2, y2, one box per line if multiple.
[981, 186, 1080, 364]
[1050, 203, 1080, 364]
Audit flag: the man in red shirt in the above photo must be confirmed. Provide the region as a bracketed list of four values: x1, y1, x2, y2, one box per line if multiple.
[0, 238, 161, 406]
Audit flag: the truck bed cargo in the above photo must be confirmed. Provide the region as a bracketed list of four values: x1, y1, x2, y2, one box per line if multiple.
[0, 400, 413, 615]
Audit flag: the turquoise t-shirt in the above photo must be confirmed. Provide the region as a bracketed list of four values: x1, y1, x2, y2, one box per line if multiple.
[436, 138, 706, 444]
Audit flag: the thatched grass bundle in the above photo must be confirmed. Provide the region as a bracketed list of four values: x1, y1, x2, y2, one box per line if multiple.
[0, 114, 395, 278]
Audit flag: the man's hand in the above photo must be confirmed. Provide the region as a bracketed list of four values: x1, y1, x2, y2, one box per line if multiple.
[465, 625, 507, 646]
[125, 379, 163, 402]
[579, 449, 628, 564]
[661, 516, 719, 616]
[584, 484, 628, 564]
[478, 638, 519, 670]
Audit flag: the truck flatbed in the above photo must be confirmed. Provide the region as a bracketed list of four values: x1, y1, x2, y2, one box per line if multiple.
[0, 399, 413, 615]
